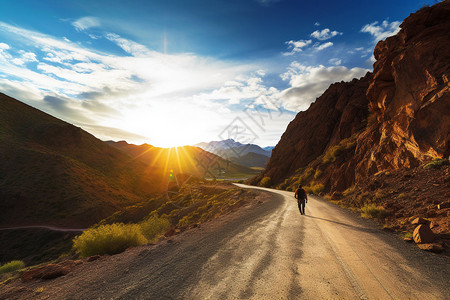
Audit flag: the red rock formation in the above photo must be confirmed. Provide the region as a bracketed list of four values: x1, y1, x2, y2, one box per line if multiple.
[251, 1, 450, 192]
[250, 73, 371, 186]
[354, 1, 450, 181]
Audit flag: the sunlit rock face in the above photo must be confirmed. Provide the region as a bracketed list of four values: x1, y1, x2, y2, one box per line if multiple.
[251, 1, 450, 192]
[354, 1, 450, 181]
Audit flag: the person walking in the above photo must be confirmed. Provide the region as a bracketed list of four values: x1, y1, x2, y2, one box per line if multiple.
[294, 184, 308, 215]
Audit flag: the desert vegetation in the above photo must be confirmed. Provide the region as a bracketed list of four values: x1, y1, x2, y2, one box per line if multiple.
[423, 158, 449, 169]
[73, 223, 148, 257]
[71, 182, 259, 257]
[0, 261, 25, 275]
[260, 177, 272, 187]
[360, 204, 388, 219]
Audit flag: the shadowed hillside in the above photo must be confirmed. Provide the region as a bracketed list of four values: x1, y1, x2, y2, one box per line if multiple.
[0, 93, 166, 228]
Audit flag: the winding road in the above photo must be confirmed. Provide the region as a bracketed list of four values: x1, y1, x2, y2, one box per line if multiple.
[2, 184, 449, 299]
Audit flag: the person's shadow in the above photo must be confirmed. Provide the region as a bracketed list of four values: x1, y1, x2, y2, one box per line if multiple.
[305, 215, 380, 234]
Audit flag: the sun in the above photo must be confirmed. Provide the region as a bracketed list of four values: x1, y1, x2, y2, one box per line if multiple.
[109, 102, 216, 148]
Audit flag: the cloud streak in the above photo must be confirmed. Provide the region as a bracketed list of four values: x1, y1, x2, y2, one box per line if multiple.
[72, 17, 101, 31]
[284, 39, 312, 55]
[361, 20, 400, 42]
[310, 28, 342, 40]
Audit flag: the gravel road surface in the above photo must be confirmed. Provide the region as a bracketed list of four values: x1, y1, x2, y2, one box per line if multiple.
[2, 185, 449, 299]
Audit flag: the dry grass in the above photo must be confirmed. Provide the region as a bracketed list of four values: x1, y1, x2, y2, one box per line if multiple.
[360, 204, 388, 219]
[0, 261, 25, 275]
[73, 223, 148, 257]
[139, 215, 171, 242]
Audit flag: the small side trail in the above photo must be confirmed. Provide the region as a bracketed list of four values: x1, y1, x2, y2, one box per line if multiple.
[0, 226, 86, 232]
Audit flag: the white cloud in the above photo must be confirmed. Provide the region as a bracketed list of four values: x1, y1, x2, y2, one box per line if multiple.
[0, 21, 257, 146]
[310, 28, 342, 40]
[72, 17, 101, 31]
[279, 62, 368, 111]
[361, 20, 401, 42]
[315, 42, 333, 51]
[283, 39, 312, 55]
[328, 58, 341, 65]
[314, 22, 320, 27]
[105, 33, 150, 57]
[0, 42, 9, 50]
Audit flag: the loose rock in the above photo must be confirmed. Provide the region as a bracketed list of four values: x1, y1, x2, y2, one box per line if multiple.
[417, 243, 444, 253]
[411, 217, 430, 225]
[413, 224, 435, 244]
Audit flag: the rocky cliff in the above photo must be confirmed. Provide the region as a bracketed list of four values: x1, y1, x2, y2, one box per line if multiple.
[250, 1, 450, 192]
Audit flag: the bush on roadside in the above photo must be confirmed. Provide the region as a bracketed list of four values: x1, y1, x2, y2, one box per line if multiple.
[309, 183, 324, 195]
[343, 185, 356, 196]
[139, 215, 171, 241]
[260, 177, 272, 187]
[423, 158, 449, 169]
[360, 203, 388, 219]
[73, 223, 148, 257]
[0, 260, 25, 275]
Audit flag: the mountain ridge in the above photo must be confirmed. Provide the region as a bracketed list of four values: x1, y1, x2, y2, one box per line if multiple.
[0, 93, 164, 228]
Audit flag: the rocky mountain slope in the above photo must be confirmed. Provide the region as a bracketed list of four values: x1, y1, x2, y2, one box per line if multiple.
[250, 1, 450, 193]
[195, 139, 271, 159]
[229, 152, 269, 168]
[0, 93, 165, 228]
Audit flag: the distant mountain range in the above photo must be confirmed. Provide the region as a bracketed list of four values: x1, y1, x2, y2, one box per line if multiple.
[0, 94, 258, 229]
[194, 139, 273, 168]
[106, 140, 259, 179]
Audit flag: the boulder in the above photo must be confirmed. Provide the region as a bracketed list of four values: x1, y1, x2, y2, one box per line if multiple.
[413, 224, 435, 244]
[411, 217, 430, 225]
[164, 227, 176, 237]
[430, 221, 439, 229]
[417, 243, 444, 253]
[21, 260, 83, 282]
[87, 255, 101, 262]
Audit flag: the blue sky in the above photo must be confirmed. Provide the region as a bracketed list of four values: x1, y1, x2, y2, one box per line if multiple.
[0, 0, 435, 147]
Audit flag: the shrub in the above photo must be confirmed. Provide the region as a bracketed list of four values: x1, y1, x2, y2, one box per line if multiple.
[139, 215, 171, 241]
[0, 260, 25, 275]
[314, 169, 322, 179]
[402, 231, 413, 239]
[310, 183, 324, 195]
[424, 158, 449, 169]
[260, 177, 272, 187]
[360, 204, 388, 219]
[73, 223, 148, 257]
[373, 189, 386, 202]
[322, 138, 356, 165]
[343, 185, 356, 196]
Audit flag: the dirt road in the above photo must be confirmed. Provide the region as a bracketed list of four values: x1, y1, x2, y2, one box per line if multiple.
[2, 185, 449, 299]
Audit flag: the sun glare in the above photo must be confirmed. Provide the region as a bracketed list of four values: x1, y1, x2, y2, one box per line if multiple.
[108, 101, 219, 148]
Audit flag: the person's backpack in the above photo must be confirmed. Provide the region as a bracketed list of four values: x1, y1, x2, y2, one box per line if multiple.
[296, 188, 306, 201]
